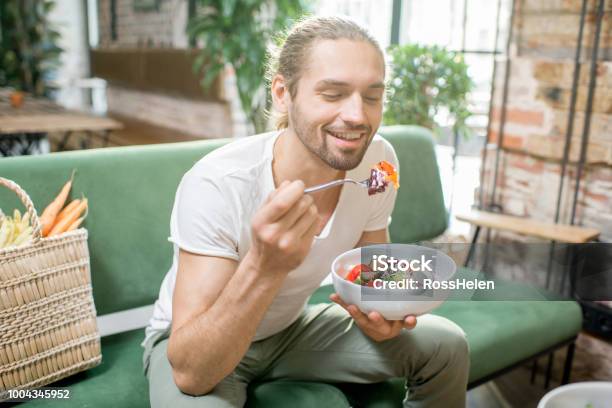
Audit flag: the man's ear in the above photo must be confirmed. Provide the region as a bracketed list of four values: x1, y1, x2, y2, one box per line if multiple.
[271, 74, 290, 113]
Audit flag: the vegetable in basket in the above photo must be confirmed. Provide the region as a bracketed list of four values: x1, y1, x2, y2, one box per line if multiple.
[0, 209, 33, 249]
[0, 170, 91, 248]
[40, 169, 75, 236]
[38, 170, 88, 237]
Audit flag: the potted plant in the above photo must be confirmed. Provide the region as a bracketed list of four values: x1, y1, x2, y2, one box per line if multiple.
[187, 0, 309, 134]
[0, 0, 63, 97]
[384, 44, 474, 213]
[384, 44, 474, 140]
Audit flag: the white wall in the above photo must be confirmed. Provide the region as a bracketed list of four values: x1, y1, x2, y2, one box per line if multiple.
[315, 0, 394, 49]
[48, 0, 91, 110]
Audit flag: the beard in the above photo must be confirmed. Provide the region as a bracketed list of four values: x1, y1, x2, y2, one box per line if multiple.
[289, 102, 374, 171]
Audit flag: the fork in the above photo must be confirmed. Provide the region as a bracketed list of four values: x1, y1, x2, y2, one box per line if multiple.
[304, 178, 369, 194]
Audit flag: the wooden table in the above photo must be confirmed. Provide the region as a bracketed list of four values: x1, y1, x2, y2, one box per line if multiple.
[0, 89, 122, 156]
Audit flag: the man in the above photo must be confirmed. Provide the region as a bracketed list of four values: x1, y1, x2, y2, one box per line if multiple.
[142, 16, 469, 408]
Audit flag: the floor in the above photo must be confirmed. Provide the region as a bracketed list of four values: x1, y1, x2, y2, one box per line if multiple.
[468, 382, 512, 408]
[468, 364, 556, 408]
[105, 114, 203, 146]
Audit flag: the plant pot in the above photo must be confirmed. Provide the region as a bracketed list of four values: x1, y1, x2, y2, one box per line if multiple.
[9, 91, 24, 108]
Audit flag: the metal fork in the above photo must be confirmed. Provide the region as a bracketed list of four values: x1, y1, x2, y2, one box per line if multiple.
[304, 178, 369, 194]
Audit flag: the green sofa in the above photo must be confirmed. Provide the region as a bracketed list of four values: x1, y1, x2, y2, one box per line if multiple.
[0, 125, 582, 407]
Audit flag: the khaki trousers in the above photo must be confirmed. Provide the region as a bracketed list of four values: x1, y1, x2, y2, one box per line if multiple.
[143, 303, 469, 408]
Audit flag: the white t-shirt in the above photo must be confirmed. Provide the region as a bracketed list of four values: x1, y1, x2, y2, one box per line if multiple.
[143, 130, 399, 344]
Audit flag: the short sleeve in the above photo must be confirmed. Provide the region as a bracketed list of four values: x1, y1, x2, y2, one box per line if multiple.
[363, 140, 400, 232]
[169, 171, 240, 261]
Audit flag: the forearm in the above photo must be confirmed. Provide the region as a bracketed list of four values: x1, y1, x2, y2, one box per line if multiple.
[167, 250, 285, 395]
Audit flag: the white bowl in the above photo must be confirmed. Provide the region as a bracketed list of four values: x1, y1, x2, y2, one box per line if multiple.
[331, 245, 457, 320]
[537, 382, 612, 408]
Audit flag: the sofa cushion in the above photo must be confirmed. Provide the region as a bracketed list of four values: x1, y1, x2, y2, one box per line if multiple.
[312, 270, 582, 384]
[19, 280, 581, 407]
[18, 329, 352, 408]
[245, 381, 351, 408]
[337, 295, 582, 406]
[20, 329, 149, 407]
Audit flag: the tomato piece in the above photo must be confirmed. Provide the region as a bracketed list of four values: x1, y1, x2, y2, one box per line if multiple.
[345, 263, 371, 282]
[377, 160, 399, 189]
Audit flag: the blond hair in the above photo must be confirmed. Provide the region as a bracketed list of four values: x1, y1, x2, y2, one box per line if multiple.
[266, 16, 385, 129]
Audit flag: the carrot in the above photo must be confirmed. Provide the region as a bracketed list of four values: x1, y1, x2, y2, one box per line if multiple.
[66, 216, 85, 232]
[65, 204, 88, 233]
[52, 198, 81, 228]
[48, 198, 87, 237]
[40, 169, 76, 237]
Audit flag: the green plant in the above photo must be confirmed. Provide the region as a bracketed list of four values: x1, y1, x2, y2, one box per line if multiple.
[187, 0, 309, 134]
[384, 44, 474, 139]
[0, 0, 63, 96]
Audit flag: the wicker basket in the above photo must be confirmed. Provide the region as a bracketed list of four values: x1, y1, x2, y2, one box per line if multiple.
[0, 177, 101, 400]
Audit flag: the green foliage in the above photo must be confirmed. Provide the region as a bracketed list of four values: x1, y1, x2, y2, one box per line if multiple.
[0, 0, 63, 96]
[188, 0, 309, 134]
[384, 44, 474, 139]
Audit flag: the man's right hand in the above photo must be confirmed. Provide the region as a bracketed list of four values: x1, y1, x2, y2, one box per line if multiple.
[250, 180, 320, 275]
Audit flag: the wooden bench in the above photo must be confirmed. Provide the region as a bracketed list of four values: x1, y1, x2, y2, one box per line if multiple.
[457, 209, 600, 267]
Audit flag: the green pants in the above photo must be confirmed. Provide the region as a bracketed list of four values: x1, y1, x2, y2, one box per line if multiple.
[143, 303, 469, 407]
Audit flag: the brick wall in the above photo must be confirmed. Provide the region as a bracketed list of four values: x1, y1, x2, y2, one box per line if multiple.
[95, 0, 247, 138]
[97, 0, 188, 48]
[482, 0, 612, 241]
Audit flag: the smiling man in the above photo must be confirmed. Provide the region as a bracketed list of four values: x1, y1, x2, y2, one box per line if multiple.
[142, 16, 469, 408]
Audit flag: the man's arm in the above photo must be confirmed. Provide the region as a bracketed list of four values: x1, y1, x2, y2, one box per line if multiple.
[167, 250, 285, 395]
[354, 228, 389, 247]
[167, 180, 320, 396]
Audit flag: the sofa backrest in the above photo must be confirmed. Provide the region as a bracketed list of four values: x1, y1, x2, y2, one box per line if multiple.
[0, 125, 446, 315]
[378, 126, 447, 243]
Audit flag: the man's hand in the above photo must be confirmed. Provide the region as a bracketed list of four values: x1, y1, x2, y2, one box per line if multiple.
[330, 293, 417, 342]
[250, 180, 320, 276]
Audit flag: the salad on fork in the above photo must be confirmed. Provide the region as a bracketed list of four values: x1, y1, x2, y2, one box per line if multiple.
[304, 160, 399, 195]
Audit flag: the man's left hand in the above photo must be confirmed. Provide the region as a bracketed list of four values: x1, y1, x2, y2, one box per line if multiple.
[330, 293, 417, 342]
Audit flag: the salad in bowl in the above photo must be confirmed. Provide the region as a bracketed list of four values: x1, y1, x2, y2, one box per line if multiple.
[331, 245, 457, 320]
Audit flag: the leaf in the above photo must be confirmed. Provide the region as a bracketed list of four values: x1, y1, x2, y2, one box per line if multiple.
[221, 0, 237, 18]
[385, 43, 474, 133]
[188, 0, 308, 131]
[1, 0, 62, 95]
[201, 62, 222, 90]
[192, 52, 208, 74]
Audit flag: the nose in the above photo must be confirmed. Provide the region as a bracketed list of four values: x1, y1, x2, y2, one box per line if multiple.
[339, 93, 366, 126]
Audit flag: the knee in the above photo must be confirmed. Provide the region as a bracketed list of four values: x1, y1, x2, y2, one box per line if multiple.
[436, 318, 470, 364]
